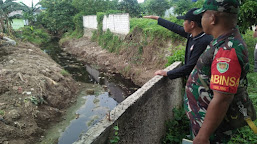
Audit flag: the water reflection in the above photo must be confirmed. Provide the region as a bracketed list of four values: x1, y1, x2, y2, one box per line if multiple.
[40, 39, 139, 144]
[58, 93, 117, 144]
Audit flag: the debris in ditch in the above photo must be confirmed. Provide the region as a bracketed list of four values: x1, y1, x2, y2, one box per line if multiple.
[86, 89, 95, 95]
[75, 113, 80, 119]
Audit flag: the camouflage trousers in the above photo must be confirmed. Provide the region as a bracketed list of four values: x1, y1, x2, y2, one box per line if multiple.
[188, 118, 237, 144]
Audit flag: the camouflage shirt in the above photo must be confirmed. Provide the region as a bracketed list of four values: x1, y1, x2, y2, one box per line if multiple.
[184, 28, 249, 137]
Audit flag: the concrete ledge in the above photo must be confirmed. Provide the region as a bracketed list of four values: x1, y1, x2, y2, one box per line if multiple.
[74, 62, 183, 144]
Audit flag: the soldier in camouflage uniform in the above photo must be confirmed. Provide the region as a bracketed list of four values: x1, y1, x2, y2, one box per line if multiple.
[185, 0, 248, 143]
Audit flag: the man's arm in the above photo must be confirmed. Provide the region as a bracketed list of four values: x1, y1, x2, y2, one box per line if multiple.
[164, 40, 210, 79]
[143, 16, 188, 38]
[154, 59, 196, 78]
[193, 91, 234, 144]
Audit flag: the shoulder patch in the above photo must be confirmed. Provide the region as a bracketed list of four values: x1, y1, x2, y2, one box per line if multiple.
[217, 62, 229, 73]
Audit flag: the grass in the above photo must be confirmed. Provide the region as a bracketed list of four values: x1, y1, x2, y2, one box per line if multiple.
[60, 69, 70, 76]
[130, 16, 185, 42]
[0, 110, 5, 116]
[15, 26, 51, 45]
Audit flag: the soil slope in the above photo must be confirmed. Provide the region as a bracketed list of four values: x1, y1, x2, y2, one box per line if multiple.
[61, 34, 172, 86]
[0, 42, 79, 144]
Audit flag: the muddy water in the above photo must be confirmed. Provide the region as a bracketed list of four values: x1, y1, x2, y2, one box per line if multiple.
[40, 39, 139, 144]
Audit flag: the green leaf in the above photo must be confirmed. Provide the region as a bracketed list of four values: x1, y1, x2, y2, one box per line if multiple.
[113, 125, 119, 130]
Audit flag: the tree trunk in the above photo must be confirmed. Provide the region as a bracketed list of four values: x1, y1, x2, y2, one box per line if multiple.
[0, 19, 4, 32]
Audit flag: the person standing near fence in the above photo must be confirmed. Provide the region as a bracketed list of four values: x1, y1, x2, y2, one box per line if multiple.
[185, 0, 251, 143]
[143, 8, 212, 80]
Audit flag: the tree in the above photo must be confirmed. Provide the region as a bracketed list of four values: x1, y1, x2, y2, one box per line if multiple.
[19, 0, 41, 25]
[118, 0, 141, 17]
[238, 0, 257, 33]
[144, 0, 170, 16]
[72, 0, 118, 16]
[0, 0, 21, 33]
[38, 0, 77, 35]
[173, 0, 192, 15]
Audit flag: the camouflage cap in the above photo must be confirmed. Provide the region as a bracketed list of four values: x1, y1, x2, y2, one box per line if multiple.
[194, 0, 240, 15]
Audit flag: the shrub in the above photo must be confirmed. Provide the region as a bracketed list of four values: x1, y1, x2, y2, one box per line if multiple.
[162, 107, 190, 144]
[165, 44, 185, 67]
[242, 30, 257, 73]
[16, 26, 50, 45]
[130, 16, 185, 42]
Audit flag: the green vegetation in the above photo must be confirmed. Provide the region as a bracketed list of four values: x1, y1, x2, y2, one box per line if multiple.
[0, 110, 5, 116]
[243, 30, 257, 73]
[162, 107, 190, 144]
[60, 69, 70, 76]
[229, 72, 257, 143]
[24, 96, 46, 106]
[118, 0, 141, 17]
[144, 0, 170, 17]
[130, 16, 184, 42]
[0, 0, 23, 34]
[15, 26, 50, 45]
[39, 0, 77, 35]
[110, 125, 120, 144]
[238, 0, 257, 33]
[19, 1, 40, 26]
[165, 44, 185, 67]
[92, 28, 123, 53]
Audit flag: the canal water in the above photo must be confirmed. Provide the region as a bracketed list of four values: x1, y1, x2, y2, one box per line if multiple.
[40, 39, 139, 144]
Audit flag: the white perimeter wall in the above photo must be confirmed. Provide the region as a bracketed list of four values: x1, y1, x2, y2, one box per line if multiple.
[83, 13, 130, 35]
[83, 15, 97, 29]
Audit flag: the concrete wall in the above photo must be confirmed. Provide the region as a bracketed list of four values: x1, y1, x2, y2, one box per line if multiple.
[83, 13, 130, 39]
[102, 13, 130, 35]
[74, 62, 183, 144]
[83, 15, 97, 29]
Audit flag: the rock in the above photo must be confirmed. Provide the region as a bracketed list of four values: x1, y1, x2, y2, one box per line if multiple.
[98, 77, 105, 85]
[86, 89, 94, 95]
[99, 72, 105, 77]
[0, 33, 3, 39]
[12, 86, 19, 91]
[105, 61, 110, 66]
[6, 109, 21, 120]
[103, 85, 108, 91]
[9, 60, 14, 64]
[3, 37, 16, 45]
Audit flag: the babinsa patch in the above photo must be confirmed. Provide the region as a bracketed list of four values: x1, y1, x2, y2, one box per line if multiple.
[216, 57, 230, 73]
[217, 62, 229, 73]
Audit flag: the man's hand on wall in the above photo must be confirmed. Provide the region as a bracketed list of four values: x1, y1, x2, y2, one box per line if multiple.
[154, 70, 167, 76]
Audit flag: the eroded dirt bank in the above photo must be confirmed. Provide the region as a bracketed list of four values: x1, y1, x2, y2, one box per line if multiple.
[61, 36, 171, 87]
[0, 42, 79, 144]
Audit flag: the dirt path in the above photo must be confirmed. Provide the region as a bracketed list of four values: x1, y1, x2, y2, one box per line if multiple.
[61, 37, 168, 87]
[0, 42, 79, 144]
